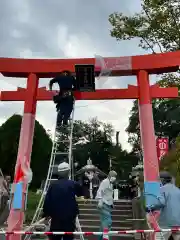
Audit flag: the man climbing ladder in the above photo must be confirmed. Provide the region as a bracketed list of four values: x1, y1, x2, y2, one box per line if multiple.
[49, 70, 76, 129]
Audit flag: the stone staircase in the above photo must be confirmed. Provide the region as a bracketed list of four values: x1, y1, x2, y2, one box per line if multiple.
[77, 200, 134, 240]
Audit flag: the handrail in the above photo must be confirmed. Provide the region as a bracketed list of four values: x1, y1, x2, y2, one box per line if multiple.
[76, 216, 85, 240]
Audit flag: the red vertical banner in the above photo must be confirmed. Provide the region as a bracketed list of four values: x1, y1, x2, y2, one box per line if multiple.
[156, 137, 169, 161]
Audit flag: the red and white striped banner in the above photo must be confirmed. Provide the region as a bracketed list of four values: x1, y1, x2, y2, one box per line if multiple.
[1, 228, 180, 235]
[156, 137, 169, 161]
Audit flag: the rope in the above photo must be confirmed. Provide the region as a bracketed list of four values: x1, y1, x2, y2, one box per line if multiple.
[0, 229, 180, 235]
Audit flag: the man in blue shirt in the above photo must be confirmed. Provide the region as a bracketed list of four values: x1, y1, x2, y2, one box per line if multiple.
[49, 71, 76, 128]
[147, 172, 180, 240]
[43, 162, 83, 240]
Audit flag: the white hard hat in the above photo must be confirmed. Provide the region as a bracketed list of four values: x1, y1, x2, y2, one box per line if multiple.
[57, 162, 70, 172]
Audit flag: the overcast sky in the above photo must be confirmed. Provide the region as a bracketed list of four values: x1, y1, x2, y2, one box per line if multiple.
[0, 0, 150, 151]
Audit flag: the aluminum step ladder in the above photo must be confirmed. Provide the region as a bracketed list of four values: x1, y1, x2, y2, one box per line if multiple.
[24, 105, 79, 240]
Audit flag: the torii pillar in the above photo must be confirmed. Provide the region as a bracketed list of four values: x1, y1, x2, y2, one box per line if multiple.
[0, 51, 179, 239]
[6, 73, 39, 240]
[137, 70, 160, 206]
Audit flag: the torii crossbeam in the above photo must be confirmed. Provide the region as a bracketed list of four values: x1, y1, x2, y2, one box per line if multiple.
[0, 51, 179, 240]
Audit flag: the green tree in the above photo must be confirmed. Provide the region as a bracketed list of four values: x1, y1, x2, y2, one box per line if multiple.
[126, 98, 180, 152]
[109, 0, 180, 151]
[0, 114, 52, 189]
[56, 117, 114, 172]
[56, 117, 138, 177]
[109, 145, 139, 179]
[109, 0, 180, 53]
[160, 136, 180, 186]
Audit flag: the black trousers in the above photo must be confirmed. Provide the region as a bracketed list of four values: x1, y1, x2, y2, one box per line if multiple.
[82, 185, 90, 199]
[92, 187, 98, 199]
[49, 218, 76, 240]
[56, 98, 74, 126]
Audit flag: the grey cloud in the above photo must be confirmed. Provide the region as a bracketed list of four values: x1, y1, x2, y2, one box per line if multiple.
[0, 0, 142, 151]
[0, 0, 142, 58]
[1, 0, 142, 88]
[26, 0, 141, 55]
[0, 102, 23, 121]
[0, 0, 143, 97]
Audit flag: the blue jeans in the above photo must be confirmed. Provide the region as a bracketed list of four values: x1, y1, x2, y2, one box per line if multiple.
[98, 203, 112, 240]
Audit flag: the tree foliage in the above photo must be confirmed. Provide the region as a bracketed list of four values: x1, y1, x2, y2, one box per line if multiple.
[109, 0, 180, 53]
[56, 117, 138, 178]
[109, 0, 180, 152]
[126, 98, 180, 152]
[160, 136, 180, 186]
[0, 114, 52, 189]
[0, 115, 138, 190]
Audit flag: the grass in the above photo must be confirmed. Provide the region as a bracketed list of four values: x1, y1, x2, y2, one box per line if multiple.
[25, 190, 41, 224]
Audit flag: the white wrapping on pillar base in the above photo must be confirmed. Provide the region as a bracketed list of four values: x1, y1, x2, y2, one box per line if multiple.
[21, 156, 33, 184]
[20, 156, 33, 210]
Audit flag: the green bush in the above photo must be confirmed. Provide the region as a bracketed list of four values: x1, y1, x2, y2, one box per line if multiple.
[160, 136, 180, 187]
[25, 191, 41, 223]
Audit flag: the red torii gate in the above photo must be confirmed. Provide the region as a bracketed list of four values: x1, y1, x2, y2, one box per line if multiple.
[0, 51, 179, 240]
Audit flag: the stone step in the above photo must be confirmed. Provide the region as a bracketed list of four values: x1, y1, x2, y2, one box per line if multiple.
[80, 219, 133, 228]
[78, 204, 132, 211]
[76, 200, 134, 240]
[75, 234, 134, 240]
[81, 225, 132, 231]
[77, 199, 132, 203]
[113, 200, 132, 205]
[31, 234, 134, 240]
[79, 214, 132, 221]
[80, 209, 132, 216]
[78, 200, 132, 205]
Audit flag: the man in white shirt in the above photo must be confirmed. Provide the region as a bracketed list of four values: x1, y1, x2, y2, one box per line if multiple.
[96, 171, 117, 240]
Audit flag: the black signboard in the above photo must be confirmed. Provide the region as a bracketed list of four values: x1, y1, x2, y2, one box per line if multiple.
[75, 64, 95, 92]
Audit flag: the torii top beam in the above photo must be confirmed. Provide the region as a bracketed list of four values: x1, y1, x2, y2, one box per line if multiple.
[0, 51, 179, 100]
[0, 51, 180, 78]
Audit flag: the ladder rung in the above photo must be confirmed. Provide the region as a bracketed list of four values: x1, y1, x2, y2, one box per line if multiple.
[50, 164, 58, 168]
[50, 164, 55, 167]
[55, 127, 71, 131]
[54, 152, 68, 155]
[55, 135, 70, 139]
[56, 140, 70, 143]
[56, 137, 70, 140]
[55, 131, 71, 134]
[55, 146, 68, 150]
